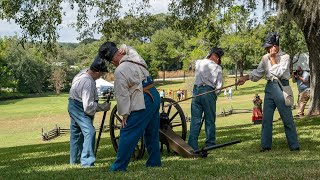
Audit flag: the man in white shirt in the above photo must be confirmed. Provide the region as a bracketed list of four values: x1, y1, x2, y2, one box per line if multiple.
[188, 47, 224, 150]
[159, 89, 165, 98]
[68, 56, 111, 167]
[238, 32, 300, 152]
[97, 42, 161, 171]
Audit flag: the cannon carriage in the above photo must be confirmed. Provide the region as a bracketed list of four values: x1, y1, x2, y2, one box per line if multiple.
[96, 95, 241, 159]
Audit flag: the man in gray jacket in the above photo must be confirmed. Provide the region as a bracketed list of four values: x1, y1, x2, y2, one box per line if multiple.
[98, 42, 161, 171]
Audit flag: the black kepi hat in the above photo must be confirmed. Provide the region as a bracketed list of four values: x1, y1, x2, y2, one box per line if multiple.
[90, 55, 108, 72]
[98, 42, 118, 62]
[208, 47, 224, 59]
[262, 32, 280, 48]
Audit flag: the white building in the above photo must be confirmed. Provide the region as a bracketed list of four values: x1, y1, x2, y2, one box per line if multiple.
[95, 78, 114, 97]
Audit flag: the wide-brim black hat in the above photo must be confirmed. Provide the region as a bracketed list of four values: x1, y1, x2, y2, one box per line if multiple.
[90, 55, 109, 72]
[98, 42, 118, 62]
[262, 32, 280, 48]
[208, 47, 224, 59]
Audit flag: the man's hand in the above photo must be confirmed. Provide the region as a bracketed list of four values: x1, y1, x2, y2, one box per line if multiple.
[268, 46, 277, 65]
[237, 75, 249, 85]
[118, 48, 126, 55]
[269, 46, 277, 58]
[97, 102, 111, 112]
[121, 115, 128, 128]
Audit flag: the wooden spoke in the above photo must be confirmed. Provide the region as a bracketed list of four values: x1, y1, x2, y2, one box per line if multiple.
[167, 104, 172, 116]
[160, 98, 187, 141]
[169, 112, 179, 123]
[109, 105, 145, 160]
[114, 114, 122, 122]
[171, 123, 183, 128]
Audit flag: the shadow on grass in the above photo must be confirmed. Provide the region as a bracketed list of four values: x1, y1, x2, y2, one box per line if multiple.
[0, 138, 117, 179]
[0, 117, 319, 179]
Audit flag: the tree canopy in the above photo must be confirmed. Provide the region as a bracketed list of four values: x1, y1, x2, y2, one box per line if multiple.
[1, 0, 319, 115]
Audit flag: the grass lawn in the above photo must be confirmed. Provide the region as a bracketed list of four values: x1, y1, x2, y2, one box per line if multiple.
[0, 77, 319, 179]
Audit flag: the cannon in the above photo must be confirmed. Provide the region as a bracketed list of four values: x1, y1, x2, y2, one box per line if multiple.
[105, 96, 241, 159]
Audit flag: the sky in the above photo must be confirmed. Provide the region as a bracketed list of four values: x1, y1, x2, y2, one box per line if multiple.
[0, 0, 264, 43]
[0, 0, 170, 43]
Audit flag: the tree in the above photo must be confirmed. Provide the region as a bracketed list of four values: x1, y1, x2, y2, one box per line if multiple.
[0, 0, 148, 50]
[217, 5, 260, 90]
[149, 28, 185, 71]
[182, 32, 208, 70]
[168, 0, 237, 37]
[51, 66, 67, 95]
[0, 37, 15, 92]
[3, 40, 51, 93]
[220, 5, 260, 77]
[221, 34, 260, 75]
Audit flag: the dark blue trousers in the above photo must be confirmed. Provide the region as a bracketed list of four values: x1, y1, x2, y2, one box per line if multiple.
[188, 85, 217, 150]
[261, 80, 300, 150]
[110, 78, 161, 171]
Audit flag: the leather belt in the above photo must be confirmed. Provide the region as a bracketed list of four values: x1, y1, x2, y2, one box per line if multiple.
[268, 79, 289, 83]
[143, 83, 155, 102]
[196, 83, 207, 86]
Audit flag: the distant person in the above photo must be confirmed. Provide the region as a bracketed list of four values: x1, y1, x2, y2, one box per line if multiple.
[68, 56, 111, 167]
[224, 89, 227, 99]
[252, 94, 263, 124]
[188, 47, 224, 150]
[292, 66, 310, 117]
[238, 32, 300, 152]
[228, 87, 233, 99]
[159, 89, 165, 98]
[177, 89, 182, 101]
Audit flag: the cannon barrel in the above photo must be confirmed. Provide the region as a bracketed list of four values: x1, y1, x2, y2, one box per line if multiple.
[193, 140, 241, 154]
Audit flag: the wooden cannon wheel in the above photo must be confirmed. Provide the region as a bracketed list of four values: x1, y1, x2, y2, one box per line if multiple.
[159, 98, 187, 140]
[109, 105, 145, 160]
[109, 97, 187, 160]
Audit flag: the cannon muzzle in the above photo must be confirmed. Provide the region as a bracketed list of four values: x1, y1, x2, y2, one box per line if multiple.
[193, 140, 241, 156]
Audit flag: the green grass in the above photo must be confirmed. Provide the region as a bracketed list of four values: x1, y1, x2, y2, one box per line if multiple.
[0, 78, 319, 179]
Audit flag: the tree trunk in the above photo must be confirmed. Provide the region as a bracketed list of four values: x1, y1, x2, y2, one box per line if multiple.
[235, 60, 238, 90]
[239, 60, 244, 77]
[303, 27, 320, 115]
[284, 0, 320, 116]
